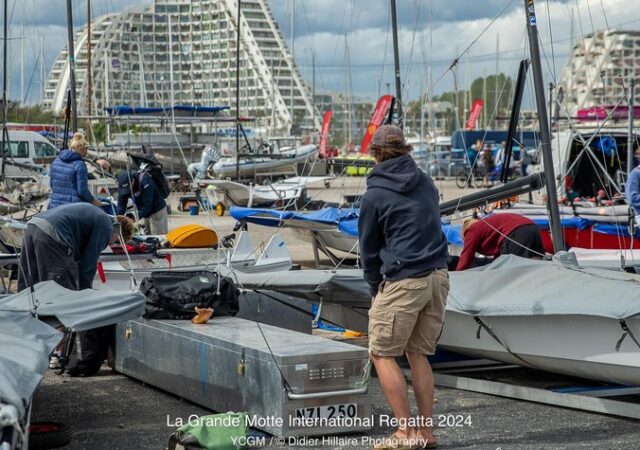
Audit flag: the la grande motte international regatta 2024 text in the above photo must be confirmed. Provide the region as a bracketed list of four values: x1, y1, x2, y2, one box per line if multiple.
[167, 414, 473, 429]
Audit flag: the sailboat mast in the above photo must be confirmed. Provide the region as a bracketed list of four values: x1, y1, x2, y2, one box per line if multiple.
[167, 15, 175, 132]
[419, 79, 424, 145]
[20, 23, 23, 104]
[235, 0, 241, 181]
[66, 0, 78, 132]
[312, 53, 315, 131]
[104, 51, 111, 142]
[87, 0, 93, 142]
[628, 79, 635, 176]
[1, 0, 8, 182]
[40, 35, 45, 104]
[390, 0, 403, 127]
[289, 0, 295, 133]
[495, 33, 500, 128]
[524, 0, 565, 252]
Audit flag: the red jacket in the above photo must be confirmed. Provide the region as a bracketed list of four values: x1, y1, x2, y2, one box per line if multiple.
[456, 213, 535, 271]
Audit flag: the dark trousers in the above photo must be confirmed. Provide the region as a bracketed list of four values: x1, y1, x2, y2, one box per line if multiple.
[18, 225, 78, 291]
[18, 225, 110, 375]
[500, 223, 545, 258]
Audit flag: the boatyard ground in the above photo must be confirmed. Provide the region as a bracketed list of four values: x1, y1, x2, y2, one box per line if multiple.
[31, 179, 640, 449]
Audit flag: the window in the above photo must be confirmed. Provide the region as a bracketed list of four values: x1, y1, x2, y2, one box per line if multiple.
[5, 141, 29, 158]
[34, 142, 56, 157]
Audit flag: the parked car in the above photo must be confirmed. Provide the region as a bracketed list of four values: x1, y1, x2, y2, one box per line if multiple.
[426, 150, 467, 179]
[1, 131, 58, 179]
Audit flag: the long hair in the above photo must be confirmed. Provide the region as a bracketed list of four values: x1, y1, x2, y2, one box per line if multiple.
[369, 136, 412, 162]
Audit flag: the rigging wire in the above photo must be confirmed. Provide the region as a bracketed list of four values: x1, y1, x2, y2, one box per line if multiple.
[544, 0, 557, 82]
[402, 0, 423, 102]
[599, 0, 612, 33]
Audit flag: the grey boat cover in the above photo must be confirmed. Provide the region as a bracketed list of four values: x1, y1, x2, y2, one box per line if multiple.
[233, 269, 371, 308]
[0, 311, 60, 417]
[235, 255, 640, 320]
[447, 254, 640, 319]
[0, 281, 145, 417]
[1, 281, 145, 331]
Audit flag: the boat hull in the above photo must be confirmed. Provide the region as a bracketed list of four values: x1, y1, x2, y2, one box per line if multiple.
[213, 145, 318, 178]
[438, 311, 640, 386]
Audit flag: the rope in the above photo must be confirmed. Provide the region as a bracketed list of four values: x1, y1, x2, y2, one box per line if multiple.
[476, 213, 547, 258]
[474, 316, 531, 366]
[615, 319, 640, 351]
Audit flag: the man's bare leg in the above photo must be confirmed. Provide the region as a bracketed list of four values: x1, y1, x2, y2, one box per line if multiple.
[370, 354, 418, 440]
[406, 351, 436, 444]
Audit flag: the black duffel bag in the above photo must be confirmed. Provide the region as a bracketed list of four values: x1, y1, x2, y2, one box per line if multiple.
[140, 271, 239, 319]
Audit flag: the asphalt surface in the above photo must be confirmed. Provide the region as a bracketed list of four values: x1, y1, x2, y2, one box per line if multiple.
[27, 179, 640, 449]
[32, 366, 640, 449]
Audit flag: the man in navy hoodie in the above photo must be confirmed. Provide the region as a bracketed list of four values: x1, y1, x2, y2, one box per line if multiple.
[116, 167, 168, 235]
[359, 125, 449, 449]
[18, 203, 133, 376]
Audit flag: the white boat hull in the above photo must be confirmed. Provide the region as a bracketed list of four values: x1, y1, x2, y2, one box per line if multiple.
[212, 145, 318, 178]
[439, 311, 640, 386]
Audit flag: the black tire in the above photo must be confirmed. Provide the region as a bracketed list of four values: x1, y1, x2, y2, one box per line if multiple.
[455, 171, 469, 189]
[473, 174, 484, 188]
[29, 422, 72, 449]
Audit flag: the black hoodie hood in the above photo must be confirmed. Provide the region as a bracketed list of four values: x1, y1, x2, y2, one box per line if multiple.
[359, 152, 448, 296]
[366, 153, 421, 194]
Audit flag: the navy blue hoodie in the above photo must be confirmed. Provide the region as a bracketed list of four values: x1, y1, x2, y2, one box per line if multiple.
[31, 203, 114, 289]
[116, 171, 166, 218]
[358, 153, 448, 296]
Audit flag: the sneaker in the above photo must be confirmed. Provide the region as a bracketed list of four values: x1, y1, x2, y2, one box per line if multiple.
[49, 356, 61, 370]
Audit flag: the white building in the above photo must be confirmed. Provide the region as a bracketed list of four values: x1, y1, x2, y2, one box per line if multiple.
[43, 0, 319, 133]
[558, 29, 640, 117]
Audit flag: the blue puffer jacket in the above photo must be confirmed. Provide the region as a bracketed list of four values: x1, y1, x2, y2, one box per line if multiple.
[49, 150, 95, 209]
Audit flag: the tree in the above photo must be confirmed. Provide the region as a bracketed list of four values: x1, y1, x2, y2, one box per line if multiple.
[406, 73, 514, 136]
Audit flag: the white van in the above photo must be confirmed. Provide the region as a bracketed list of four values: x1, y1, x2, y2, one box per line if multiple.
[1, 130, 58, 179]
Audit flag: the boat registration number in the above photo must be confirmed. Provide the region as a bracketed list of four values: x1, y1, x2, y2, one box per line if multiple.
[294, 403, 358, 420]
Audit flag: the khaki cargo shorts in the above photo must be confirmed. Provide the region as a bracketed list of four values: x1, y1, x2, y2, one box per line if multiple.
[368, 269, 449, 357]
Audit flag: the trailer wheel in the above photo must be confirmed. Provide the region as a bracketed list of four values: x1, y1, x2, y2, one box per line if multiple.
[29, 422, 72, 449]
[215, 202, 226, 217]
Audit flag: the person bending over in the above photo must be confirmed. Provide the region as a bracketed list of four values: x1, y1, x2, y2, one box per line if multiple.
[457, 212, 545, 271]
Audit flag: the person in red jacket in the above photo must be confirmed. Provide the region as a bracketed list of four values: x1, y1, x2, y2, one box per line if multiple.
[456, 213, 545, 271]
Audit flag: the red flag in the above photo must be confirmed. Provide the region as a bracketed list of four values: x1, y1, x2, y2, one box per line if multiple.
[465, 99, 484, 130]
[318, 110, 333, 157]
[360, 95, 394, 154]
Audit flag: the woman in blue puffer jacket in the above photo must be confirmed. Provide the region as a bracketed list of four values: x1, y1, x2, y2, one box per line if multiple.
[49, 132, 102, 209]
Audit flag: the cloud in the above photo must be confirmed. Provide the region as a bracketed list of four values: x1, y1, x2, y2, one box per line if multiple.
[3, 0, 640, 106]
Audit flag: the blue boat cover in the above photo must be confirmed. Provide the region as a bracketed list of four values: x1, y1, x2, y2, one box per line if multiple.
[230, 206, 463, 245]
[592, 222, 640, 238]
[230, 206, 358, 227]
[105, 105, 230, 116]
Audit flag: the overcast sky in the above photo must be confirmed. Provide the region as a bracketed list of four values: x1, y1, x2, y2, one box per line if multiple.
[4, 0, 640, 105]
